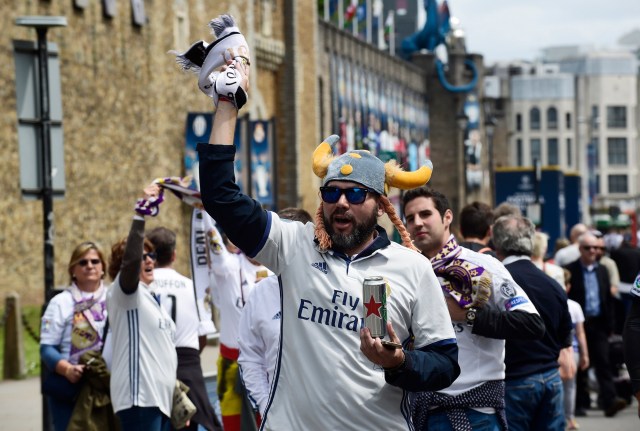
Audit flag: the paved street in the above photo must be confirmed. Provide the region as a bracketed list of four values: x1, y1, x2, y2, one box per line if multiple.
[0, 344, 220, 431]
[1, 348, 638, 431]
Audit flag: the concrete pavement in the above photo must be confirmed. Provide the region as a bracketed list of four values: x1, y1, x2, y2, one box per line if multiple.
[0, 344, 220, 431]
[1, 348, 638, 431]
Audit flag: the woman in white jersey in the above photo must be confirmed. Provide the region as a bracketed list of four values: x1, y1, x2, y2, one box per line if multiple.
[106, 183, 177, 431]
[40, 241, 109, 431]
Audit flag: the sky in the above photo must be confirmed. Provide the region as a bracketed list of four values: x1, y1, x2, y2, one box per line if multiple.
[439, 0, 640, 64]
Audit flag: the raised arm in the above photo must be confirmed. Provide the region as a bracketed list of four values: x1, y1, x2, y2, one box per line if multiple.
[120, 183, 163, 293]
[209, 59, 250, 147]
[197, 60, 269, 256]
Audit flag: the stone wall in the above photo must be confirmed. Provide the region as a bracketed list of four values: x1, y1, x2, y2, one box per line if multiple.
[0, 0, 287, 304]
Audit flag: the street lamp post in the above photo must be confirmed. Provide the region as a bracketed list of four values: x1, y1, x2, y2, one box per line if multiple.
[456, 112, 469, 213]
[15, 15, 67, 431]
[484, 116, 497, 204]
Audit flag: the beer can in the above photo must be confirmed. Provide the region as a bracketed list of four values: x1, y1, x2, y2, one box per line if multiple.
[363, 276, 387, 338]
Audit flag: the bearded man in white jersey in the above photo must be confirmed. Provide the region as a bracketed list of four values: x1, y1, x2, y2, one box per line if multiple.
[180, 18, 460, 427]
[402, 187, 544, 430]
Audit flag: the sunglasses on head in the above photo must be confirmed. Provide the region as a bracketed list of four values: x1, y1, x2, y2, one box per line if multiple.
[143, 252, 157, 261]
[319, 186, 373, 204]
[78, 259, 101, 267]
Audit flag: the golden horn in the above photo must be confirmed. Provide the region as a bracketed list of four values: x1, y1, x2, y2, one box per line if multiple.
[385, 159, 434, 190]
[312, 135, 340, 178]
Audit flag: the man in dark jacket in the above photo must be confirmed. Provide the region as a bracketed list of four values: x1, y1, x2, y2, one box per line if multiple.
[492, 215, 573, 431]
[565, 231, 627, 417]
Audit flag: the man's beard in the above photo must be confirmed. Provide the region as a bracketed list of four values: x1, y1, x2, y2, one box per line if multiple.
[324, 207, 378, 253]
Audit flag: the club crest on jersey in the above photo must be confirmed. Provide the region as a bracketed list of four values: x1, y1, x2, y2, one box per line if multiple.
[311, 261, 328, 274]
[500, 281, 516, 298]
[632, 275, 640, 297]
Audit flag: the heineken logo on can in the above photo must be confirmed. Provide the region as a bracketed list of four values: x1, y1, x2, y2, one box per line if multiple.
[363, 276, 387, 338]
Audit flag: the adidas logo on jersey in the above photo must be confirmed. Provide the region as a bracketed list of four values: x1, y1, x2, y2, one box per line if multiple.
[311, 261, 328, 274]
[272, 311, 282, 320]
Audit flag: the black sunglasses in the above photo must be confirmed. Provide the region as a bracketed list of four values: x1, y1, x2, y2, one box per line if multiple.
[319, 186, 373, 204]
[581, 245, 603, 251]
[143, 252, 157, 261]
[78, 259, 101, 267]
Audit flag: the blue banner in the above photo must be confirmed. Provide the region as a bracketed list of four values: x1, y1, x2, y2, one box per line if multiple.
[495, 168, 566, 256]
[564, 174, 582, 238]
[185, 112, 247, 193]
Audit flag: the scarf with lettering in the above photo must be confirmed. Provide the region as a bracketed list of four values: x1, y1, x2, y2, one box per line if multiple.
[154, 176, 216, 332]
[69, 282, 107, 364]
[429, 235, 491, 308]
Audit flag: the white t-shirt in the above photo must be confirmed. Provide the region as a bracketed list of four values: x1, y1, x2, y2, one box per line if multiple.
[237, 275, 280, 415]
[567, 299, 585, 352]
[253, 214, 456, 429]
[40, 288, 108, 362]
[208, 224, 264, 350]
[107, 277, 177, 417]
[442, 250, 539, 398]
[152, 267, 214, 349]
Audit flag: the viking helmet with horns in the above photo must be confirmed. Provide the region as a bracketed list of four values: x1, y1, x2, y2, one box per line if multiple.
[312, 135, 433, 194]
[311, 135, 434, 252]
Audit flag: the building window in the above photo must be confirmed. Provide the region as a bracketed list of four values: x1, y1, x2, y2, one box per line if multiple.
[547, 138, 559, 165]
[547, 107, 558, 130]
[607, 137, 628, 165]
[607, 106, 627, 128]
[596, 175, 600, 195]
[566, 138, 572, 167]
[565, 112, 571, 130]
[591, 105, 599, 130]
[608, 175, 628, 194]
[261, 0, 274, 36]
[516, 113, 522, 132]
[589, 137, 600, 167]
[530, 107, 541, 130]
[173, 0, 189, 53]
[531, 138, 541, 164]
[516, 139, 523, 166]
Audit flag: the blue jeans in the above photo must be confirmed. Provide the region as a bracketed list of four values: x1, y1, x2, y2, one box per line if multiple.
[506, 368, 565, 431]
[47, 397, 73, 431]
[424, 409, 502, 430]
[117, 406, 171, 431]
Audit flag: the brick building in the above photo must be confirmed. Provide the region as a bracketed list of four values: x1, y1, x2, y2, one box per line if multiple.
[1, 0, 487, 304]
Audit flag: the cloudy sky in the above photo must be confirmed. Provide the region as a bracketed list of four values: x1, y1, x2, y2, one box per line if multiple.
[444, 0, 639, 63]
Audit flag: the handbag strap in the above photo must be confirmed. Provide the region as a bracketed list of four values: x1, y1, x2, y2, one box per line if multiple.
[100, 318, 109, 354]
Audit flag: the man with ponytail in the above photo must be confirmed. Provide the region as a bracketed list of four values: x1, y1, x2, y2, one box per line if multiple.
[186, 14, 459, 429]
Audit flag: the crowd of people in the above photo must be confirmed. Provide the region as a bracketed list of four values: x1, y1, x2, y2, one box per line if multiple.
[38, 13, 640, 431]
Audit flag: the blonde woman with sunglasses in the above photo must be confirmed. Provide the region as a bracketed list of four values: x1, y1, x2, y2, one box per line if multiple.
[40, 241, 109, 431]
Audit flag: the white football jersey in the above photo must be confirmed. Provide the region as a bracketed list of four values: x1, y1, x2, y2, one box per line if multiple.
[107, 278, 177, 417]
[254, 213, 456, 429]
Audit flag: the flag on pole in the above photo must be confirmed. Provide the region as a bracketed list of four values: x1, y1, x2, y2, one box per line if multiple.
[373, 0, 384, 49]
[345, 0, 357, 23]
[385, 10, 395, 56]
